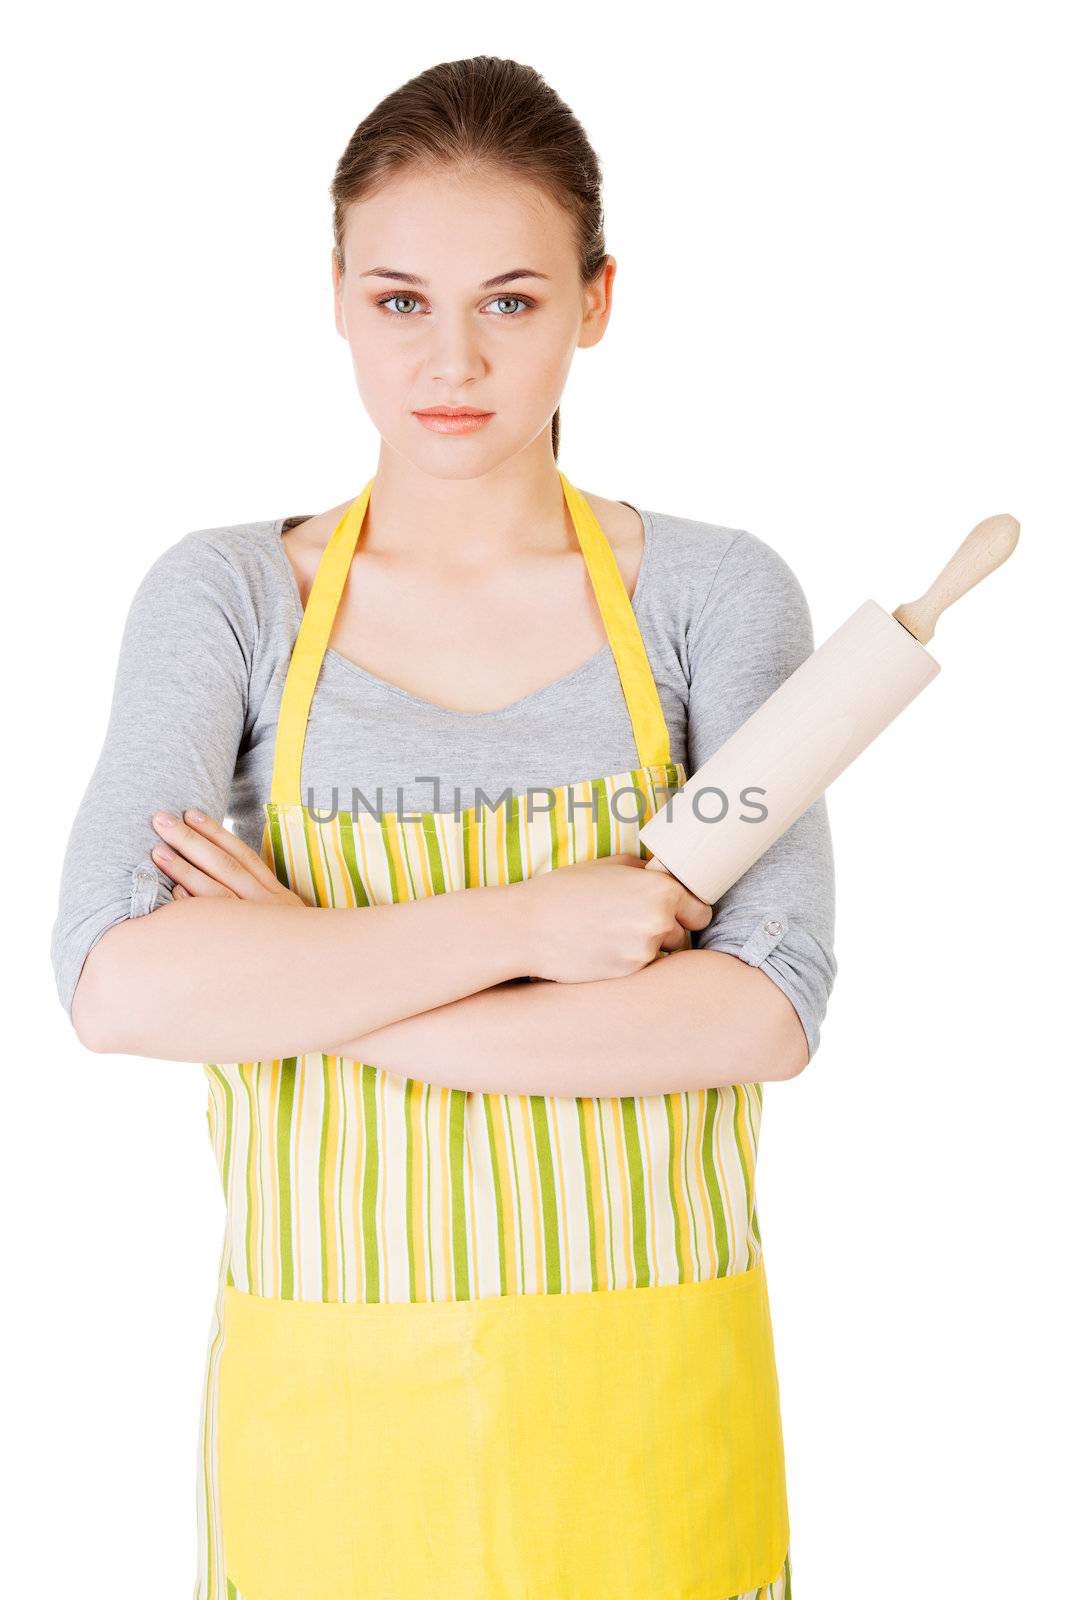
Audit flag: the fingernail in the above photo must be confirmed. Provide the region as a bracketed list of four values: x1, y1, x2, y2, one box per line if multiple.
[154, 812, 178, 827]
[153, 844, 175, 862]
[185, 809, 207, 823]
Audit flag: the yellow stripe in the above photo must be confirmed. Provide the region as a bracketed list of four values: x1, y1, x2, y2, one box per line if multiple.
[637, 1095, 661, 1283]
[557, 471, 670, 768]
[579, 1095, 608, 1289]
[270, 479, 374, 807]
[548, 1096, 574, 1295]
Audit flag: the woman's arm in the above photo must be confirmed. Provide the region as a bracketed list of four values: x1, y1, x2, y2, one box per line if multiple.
[126, 811, 801, 1088]
[681, 529, 838, 1065]
[314, 526, 833, 1095]
[51, 527, 254, 1050]
[315, 946, 808, 1096]
[53, 529, 530, 1062]
[76, 884, 532, 1063]
[85, 808, 713, 1065]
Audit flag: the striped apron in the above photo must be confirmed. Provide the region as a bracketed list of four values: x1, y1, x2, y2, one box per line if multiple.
[194, 470, 793, 1599]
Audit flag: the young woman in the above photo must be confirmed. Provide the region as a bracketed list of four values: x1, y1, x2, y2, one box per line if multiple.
[51, 55, 835, 1600]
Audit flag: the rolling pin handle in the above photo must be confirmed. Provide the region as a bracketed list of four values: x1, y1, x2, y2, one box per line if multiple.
[893, 511, 1020, 644]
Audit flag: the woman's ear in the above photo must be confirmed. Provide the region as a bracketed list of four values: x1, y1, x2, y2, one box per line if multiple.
[579, 257, 615, 350]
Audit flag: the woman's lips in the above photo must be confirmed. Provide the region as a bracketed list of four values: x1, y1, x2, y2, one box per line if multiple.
[413, 410, 494, 434]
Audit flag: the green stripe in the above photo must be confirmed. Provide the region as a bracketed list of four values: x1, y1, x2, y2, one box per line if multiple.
[448, 1089, 470, 1298]
[301, 806, 337, 904]
[700, 1088, 731, 1275]
[732, 1087, 756, 1270]
[505, 791, 523, 882]
[276, 1061, 297, 1299]
[593, 775, 611, 856]
[679, 1092, 701, 1274]
[461, 806, 474, 889]
[621, 1096, 650, 1287]
[404, 1077, 418, 1302]
[421, 812, 449, 895]
[751, 1084, 765, 1250]
[337, 812, 372, 907]
[336, 1056, 350, 1299]
[263, 803, 290, 889]
[530, 1095, 561, 1294]
[317, 1059, 332, 1295]
[360, 1062, 380, 1302]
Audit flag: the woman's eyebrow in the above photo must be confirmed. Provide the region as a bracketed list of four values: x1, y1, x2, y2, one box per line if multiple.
[359, 267, 551, 289]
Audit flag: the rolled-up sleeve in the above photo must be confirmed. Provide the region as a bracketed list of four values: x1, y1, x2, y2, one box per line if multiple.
[49, 531, 254, 1026]
[685, 529, 838, 1063]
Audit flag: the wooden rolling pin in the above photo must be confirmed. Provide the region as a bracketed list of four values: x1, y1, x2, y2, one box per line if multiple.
[639, 513, 1020, 904]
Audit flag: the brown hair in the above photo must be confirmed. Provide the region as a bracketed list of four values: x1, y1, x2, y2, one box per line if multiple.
[329, 56, 608, 461]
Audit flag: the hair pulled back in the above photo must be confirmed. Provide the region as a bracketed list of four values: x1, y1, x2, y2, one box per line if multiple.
[330, 56, 608, 460]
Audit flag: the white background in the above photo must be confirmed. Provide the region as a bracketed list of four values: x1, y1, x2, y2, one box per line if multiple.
[7, 2, 1064, 1594]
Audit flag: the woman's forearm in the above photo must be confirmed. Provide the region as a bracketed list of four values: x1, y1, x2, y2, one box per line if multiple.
[74, 886, 532, 1063]
[317, 948, 810, 1097]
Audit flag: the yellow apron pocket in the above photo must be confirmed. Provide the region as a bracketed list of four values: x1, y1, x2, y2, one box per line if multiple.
[217, 1285, 357, 1597]
[218, 1260, 789, 1600]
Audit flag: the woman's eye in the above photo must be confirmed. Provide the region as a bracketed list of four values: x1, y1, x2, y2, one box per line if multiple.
[375, 294, 533, 317]
[378, 294, 423, 316]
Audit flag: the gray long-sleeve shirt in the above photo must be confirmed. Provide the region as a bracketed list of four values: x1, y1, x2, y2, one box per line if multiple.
[49, 502, 838, 1060]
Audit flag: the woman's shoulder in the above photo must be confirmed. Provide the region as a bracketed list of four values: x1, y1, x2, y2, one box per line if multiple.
[581, 489, 759, 604]
[635, 503, 813, 633]
[138, 514, 294, 605]
[647, 504, 801, 580]
[120, 516, 298, 669]
[161, 514, 291, 573]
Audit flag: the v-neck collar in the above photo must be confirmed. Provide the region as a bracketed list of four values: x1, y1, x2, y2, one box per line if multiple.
[270, 503, 656, 725]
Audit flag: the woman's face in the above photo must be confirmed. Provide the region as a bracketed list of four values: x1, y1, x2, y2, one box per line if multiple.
[332, 165, 614, 477]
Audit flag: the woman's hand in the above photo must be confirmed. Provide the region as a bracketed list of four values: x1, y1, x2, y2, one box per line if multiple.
[150, 809, 305, 910]
[515, 853, 713, 985]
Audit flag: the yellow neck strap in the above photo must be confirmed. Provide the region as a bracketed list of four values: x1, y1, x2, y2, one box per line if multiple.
[269, 468, 670, 808]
